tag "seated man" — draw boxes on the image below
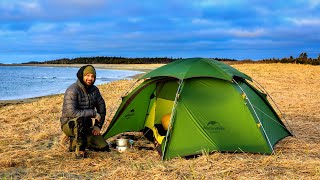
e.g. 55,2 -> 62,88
60,65 -> 110,158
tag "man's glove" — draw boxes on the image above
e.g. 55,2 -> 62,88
92,126 -> 101,136
95,113 -> 101,122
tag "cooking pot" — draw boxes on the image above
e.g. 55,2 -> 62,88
116,138 -> 129,147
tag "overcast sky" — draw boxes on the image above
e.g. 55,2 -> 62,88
1,0 -> 320,64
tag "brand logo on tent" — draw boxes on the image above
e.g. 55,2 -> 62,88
125,109 -> 135,119
205,121 -> 225,133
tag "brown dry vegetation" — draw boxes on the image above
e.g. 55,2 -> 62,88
0,63 -> 319,179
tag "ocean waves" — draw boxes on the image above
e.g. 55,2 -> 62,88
0,66 -> 142,100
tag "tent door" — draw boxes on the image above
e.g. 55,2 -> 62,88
144,80 -> 179,144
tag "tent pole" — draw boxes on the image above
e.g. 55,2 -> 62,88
252,79 -> 294,135
162,79 -> 184,160
233,79 -> 275,153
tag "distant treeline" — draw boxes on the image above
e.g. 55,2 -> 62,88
25,56 -> 175,64
24,56 -> 237,64
239,52 -> 320,65
23,52 -> 320,65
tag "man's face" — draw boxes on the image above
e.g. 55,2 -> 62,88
83,73 -> 95,86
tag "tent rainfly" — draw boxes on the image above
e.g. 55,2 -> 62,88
103,58 -> 292,160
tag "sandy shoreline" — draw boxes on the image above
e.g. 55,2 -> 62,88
0,63 -> 165,108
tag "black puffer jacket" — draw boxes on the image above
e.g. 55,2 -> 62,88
60,66 -> 106,128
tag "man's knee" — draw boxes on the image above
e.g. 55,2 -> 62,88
62,120 -> 77,137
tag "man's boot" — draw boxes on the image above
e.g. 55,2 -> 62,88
75,146 -> 88,159
88,145 -> 111,152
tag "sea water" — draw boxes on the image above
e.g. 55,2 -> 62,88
0,66 -> 143,100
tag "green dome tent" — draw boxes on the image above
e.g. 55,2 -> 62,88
103,58 -> 292,160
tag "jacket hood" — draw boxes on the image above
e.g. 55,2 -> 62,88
77,65 -> 96,89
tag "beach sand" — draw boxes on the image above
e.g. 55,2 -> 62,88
0,63 -> 319,179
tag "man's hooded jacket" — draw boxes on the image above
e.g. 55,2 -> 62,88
60,65 -> 106,129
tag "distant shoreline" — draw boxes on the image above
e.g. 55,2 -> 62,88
0,63 -> 165,72
0,63 -> 164,108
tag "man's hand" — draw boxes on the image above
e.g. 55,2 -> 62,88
92,126 -> 101,136
95,113 -> 101,122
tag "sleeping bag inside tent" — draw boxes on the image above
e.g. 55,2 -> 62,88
103,58 -> 292,160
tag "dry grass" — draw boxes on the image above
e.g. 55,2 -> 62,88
0,63 -> 319,179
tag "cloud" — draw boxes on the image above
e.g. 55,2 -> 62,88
191,18 -> 227,27
41,0 -> 107,15
287,17 -> 320,26
50,0 -> 106,7
0,0 -> 320,63
228,28 -> 266,38
128,17 -> 143,23
0,0 -> 108,22
63,23 -> 82,34
28,23 -> 57,33
306,0 -> 320,8
194,0 -> 240,7
121,31 -> 144,39
0,0 -> 42,21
